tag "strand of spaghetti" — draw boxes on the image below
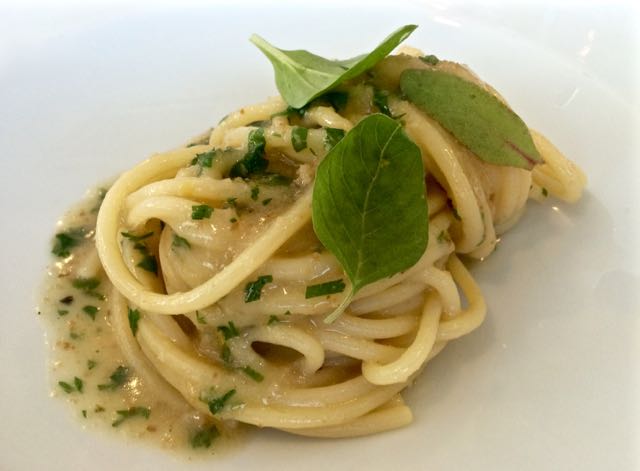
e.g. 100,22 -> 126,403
436,255 -> 487,341
97,146 -> 313,312
362,293 -> 441,385
125,177 -> 252,210
530,129 -> 586,203
137,317 -> 408,428
245,324 -> 325,375
283,403 -> 413,437
109,289 -> 188,410
332,313 -> 418,339
209,96 -> 286,146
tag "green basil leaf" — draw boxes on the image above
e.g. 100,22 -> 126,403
400,69 -> 542,169
250,25 -> 417,108
312,114 -> 428,323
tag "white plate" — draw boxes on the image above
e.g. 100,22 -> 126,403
1,2 -> 638,470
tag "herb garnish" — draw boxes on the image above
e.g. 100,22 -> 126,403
82,305 -> 98,320
250,186 -> 260,201
419,54 -> 439,65
52,228 -> 85,257
59,376 -> 83,394
136,254 -> 158,274
111,406 -> 150,427
172,234 -> 191,249
121,231 -> 154,242
217,321 -> 240,340
230,128 -> 268,178
305,279 -> 346,299
312,114 -> 428,323
241,366 -> 264,382
400,69 -> 542,169
324,127 -> 345,150
250,25 -> 416,108
244,275 -> 273,302
192,204 -> 213,220
291,126 -> 308,152
72,277 -> 105,300
98,366 -> 129,391
267,315 -> 280,325
128,308 -> 140,336
195,310 -> 207,324
190,425 -> 219,449
207,389 -> 236,414
190,149 -> 217,168
87,359 -> 97,370
373,89 -> 392,117
57,309 -> 69,317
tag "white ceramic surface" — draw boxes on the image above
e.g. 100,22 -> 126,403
0,2 -> 638,470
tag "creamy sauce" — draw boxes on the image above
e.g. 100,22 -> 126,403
39,187 -> 246,458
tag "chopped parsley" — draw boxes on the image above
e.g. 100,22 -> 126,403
190,424 -> 220,449
542,187 -> 549,197
121,231 -> 153,242
82,305 -> 98,320
111,406 -> 150,427
136,254 -> 158,274
267,315 -> 280,325
59,295 -> 74,305
305,279 -> 346,299
98,366 -> 129,391
241,366 -> 264,382
58,376 -> 83,393
262,198 -> 272,206
420,54 -> 440,65
230,217 -> 238,223
58,381 -> 74,393
244,275 -> 273,302
72,277 -> 105,300
373,89 -> 392,117
229,128 -> 268,178
221,344 -> 232,363
192,204 -> 213,220
250,186 -> 260,201
207,389 -> 236,414
217,321 -> 239,340
195,310 -> 207,324
51,228 -> 85,257
226,197 -> 237,208
191,149 -> 217,168
128,308 -> 140,336
82,410 -> 87,418
324,127 -> 345,150
57,309 -> 69,317
291,126 -> 308,152
172,234 -> 191,249
87,359 -> 97,370
321,91 -> 349,111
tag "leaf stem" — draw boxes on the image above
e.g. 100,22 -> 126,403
323,289 -> 354,324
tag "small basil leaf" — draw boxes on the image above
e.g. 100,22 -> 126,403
250,25 -> 417,108
400,69 -> 542,169
312,114 -> 428,323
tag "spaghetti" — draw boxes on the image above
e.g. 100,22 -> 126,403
43,45 -> 586,448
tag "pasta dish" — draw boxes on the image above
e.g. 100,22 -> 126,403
41,26 -> 586,450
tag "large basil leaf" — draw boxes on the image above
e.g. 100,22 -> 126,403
312,114 -> 428,323
250,25 -> 417,108
400,69 -> 542,169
